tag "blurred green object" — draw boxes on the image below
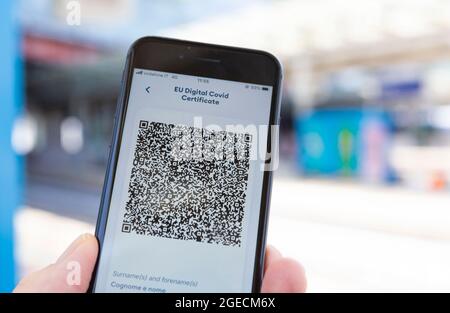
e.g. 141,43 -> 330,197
338,128 -> 354,175
0,0 -> 23,292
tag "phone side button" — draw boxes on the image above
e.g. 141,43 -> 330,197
109,116 -> 116,149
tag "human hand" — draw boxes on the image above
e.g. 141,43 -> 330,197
14,234 -> 306,293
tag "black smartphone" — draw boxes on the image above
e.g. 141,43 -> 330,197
91,37 -> 282,293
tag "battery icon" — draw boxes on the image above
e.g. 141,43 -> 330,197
262,87 -> 269,91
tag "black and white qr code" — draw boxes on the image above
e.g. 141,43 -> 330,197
121,120 -> 252,246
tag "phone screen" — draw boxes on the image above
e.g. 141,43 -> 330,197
93,67 -> 274,292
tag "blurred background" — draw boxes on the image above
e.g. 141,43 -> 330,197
3,0 -> 450,292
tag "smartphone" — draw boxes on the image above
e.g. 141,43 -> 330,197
91,37 -> 282,293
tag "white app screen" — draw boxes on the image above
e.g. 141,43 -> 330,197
94,69 -> 273,292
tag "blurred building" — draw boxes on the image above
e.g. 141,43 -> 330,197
168,0 -> 450,189
15,0 -> 450,221
20,0 -> 252,192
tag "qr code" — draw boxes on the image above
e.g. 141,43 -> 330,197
121,120 -> 252,246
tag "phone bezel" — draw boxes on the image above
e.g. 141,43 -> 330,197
90,36 -> 283,293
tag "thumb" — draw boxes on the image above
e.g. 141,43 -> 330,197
14,234 -> 98,293
261,246 -> 307,293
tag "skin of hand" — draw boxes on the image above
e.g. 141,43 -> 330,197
14,234 -> 306,293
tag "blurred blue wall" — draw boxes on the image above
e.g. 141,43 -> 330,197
296,108 -> 391,181
0,0 -> 23,292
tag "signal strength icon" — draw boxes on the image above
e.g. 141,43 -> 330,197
136,70 -> 143,75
